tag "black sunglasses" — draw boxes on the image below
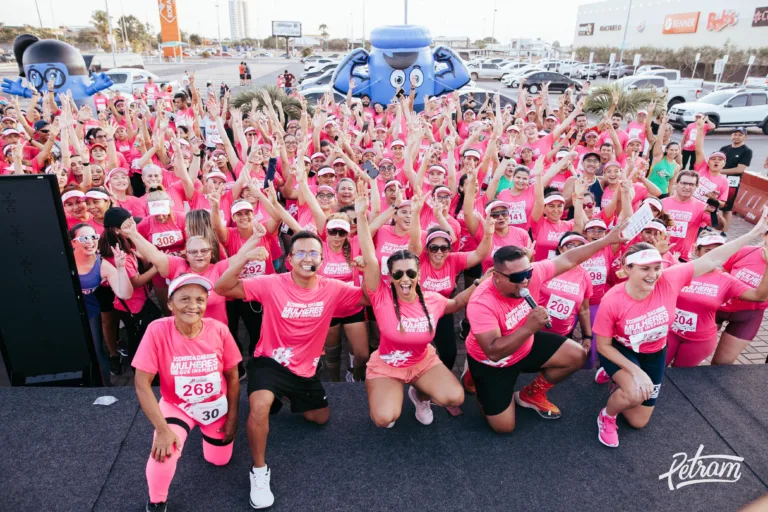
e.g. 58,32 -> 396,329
489,210 -> 510,219
391,269 -> 417,280
495,267 -> 533,284
428,244 -> 451,254
327,228 -> 348,237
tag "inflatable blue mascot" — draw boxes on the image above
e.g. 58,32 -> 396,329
331,25 -> 470,111
1,34 -> 113,108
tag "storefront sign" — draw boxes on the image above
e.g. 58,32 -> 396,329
753,7 -> 768,27
600,25 -> 622,31
707,10 -> 738,31
578,23 -> 595,36
663,12 -> 700,34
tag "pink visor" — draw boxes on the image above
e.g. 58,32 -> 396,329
168,274 -> 212,296
231,201 -> 254,215
625,249 -> 664,266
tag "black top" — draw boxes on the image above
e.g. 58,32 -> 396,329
720,144 -> 753,170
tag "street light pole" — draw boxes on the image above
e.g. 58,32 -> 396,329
34,0 -> 44,29
404,0 -> 408,24
104,0 -> 117,68
618,0 -> 633,64
215,1 -> 224,71
491,0 -> 497,46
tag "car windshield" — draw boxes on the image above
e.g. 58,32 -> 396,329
697,91 -> 735,105
107,73 -> 127,84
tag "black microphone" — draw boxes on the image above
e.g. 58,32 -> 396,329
520,288 -> 551,329
309,265 -> 316,272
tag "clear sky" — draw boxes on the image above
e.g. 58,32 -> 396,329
6,0 -> 584,45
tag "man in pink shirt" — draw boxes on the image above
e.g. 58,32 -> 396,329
214,231 -> 368,509
144,76 -> 162,107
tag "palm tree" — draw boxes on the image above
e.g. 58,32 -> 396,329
584,83 -> 665,118
231,85 -> 313,123
319,23 -> 329,51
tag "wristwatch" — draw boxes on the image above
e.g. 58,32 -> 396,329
473,279 -> 481,287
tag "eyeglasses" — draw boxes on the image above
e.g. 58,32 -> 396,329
380,165 -> 395,171
94,134 -> 107,139
428,244 -> 451,254
317,193 -> 335,200
494,267 -> 533,283
436,194 -> 452,201
327,228 -> 348,237
489,210 -> 510,218
293,250 -> 321,260
212,155 -> 226,161
391,268 -> 418,280
678,181 -> 697,188
285,140 -> 298,145
187,248 -> 212,256
563,242 -> 583,250
586,228 -> 607,234
74,234 -> 100,243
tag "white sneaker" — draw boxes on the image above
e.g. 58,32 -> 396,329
408,386 -> 434,425
345,370 -> 355,383
249,466 -> 275,509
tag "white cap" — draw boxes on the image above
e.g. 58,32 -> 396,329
332,157 -> 346,166
318,166 -> 336,176
61,190 -> 85,202
646,219 -> 667,233
544,194 -> 566,205
231,201 -> 254,215
384,180 -> 400,190
317,185 -> 336,195
643,197 -> 663,212
390,139 -> 405,148
168,274 -> 213,296
428,165 -> 446,175
105,167 -> 129,184
559,234 -> 588,247
463,149 -> 481,160
206,170 -> 227,182
326,219 -> 351,232
311,152 -> 325,160
85,190 -> 110,201
585,219 -> 607,230
696,234 -> 726,247
485,200 -> 511,215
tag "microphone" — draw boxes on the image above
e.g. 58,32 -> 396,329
520,288 -> 551,329
309,265 -> 316,272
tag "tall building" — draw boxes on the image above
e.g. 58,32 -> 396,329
228,0 -> 250,40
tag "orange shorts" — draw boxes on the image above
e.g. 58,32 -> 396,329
366,345 -> 442,384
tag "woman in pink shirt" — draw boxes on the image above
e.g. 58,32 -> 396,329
84,187 -> 112,235
106,168 -> 143,216
485,162 -> 536,231
356,194 -> 480,428
692,117 -> 729,207
133,274 -> 241,512
668,232 -> 768,367
593,213 -> 768,448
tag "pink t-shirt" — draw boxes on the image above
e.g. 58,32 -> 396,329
693,162 -> 729,203
465,260 -> 557,367
243,273 -> 363,377
625,121 -> 646,143
531,218 -> 575,261
721,246 -> 768,312
114,195 -> 144,217
374,225 -> 411,277
419,206 -> 461,249
593,262 -> 695,353
539,266 -> 593,336
581,246 -> 614,305
144,83 -> 161,102
223,227 -> 276,278
165,256 -> 230,325
598,129 -> 628,150
682,124 -> 709,151
132,317 -> 241,408
110,253 -> 148,313
524,133 -> 554,159
662,196 -> 711,261
317,237 -> 361,284
453,195 -> 488,252
475,223 -> 531,272
138,212 -> 186,256
418,251 -> 469,298
367,280 -> 448,368
672,270 -> 749,342
497,186 -> 536,231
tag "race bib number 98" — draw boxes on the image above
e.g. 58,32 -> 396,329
586,267 -> 607,285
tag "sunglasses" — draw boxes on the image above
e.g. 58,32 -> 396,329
391,269 -> 417,280
327,228 -> 348,237
436,194 -> 452,201
380,165 -> 395,171
39,129 -> 50,134
74,234 -> 100,243
317,193 -> 335,200
293,250 -> 321,260
584,202 -> 595,208
489,210 -> 510,218
428,244 -> 451,254
495,267 -> 533,283
187,248 -> 212,256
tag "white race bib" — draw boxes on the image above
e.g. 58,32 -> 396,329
668,221 -> 687,239
179,394 -> 228,425
152,230 -> 183,248
585,266 -> 607,285
546,294 -> 575,321
240,259 -> 266,279
381,256 -> 390,275
727,176 -> 740,188
547,249 -> 557,260
175,372 -> 221,404
672,308 -> 698,334
627,325 -> 668,352
509,208 -> 527,225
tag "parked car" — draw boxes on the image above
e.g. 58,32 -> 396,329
468,62 -> 506,80
299,85 -> 347,105
104,68 -> 180,96
745,75 -> 768,87
0,53 -> 15,63
300,55 -> 321,63
636,65 -> 666,75
557,60 -> 583,76
616,75 -> 703,109
668,87 -> 768,134
608,63 -> 633,79
299,62 -> 338,83
518,71 -> 582,94
574,64 -> 600,79
304,58 -> 336,72
84,53 -> 145,72
296,68 -> 336,91
457,86 -> 517,111
501,65 -> 545,86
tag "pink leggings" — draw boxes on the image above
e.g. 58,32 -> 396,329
146,399 -> 233,503
665,331 -> 718,368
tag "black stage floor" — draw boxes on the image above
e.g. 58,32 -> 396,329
1,366 -> 766,511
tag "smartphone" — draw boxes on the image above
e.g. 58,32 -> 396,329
363,160 -> 379,179
263,163 -> 277,189
362,122 -> 369,132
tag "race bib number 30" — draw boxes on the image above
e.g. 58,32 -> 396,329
546,294 -> 575,321
175,372 -> 221,404
180,394 -> 228,425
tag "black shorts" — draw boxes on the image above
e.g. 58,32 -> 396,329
722,185 -> 740,212
245,74 -> 251,79
598,340 -> 666,407
239,74 -> 245,80
330,307 -> 366,327
467,331 -> 567,416
247,356 -> 328,413
95,285 -> 115,313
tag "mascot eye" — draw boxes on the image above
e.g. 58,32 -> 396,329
410,69 -> 424,87
389,70 -> 406,89
45,69 -> 66,88
27,69 -> 43,90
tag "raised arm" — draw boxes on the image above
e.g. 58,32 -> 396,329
101,246 -> 134,300
692,210 -> 768,278
355,192 -> 381,293
694,116 -> 707,168
466,215 -> 494,268
553,220 -> 628,276
408,195 -> 424,255
120,218 -> 171,277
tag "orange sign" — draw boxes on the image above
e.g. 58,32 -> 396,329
158,0 -> 180,57
662,12 -> 700,34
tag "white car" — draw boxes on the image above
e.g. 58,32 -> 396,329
299,85 -> 347,105
636,65 -> 666,75
468,62 -> 506,80
574,64 -> 600,79
668,87 -> 768,134
304,58 -> 337,73
501,66 -> 544,87
616,75 -> 702,109
557,60 -> 582,76
105,69 -> 179,96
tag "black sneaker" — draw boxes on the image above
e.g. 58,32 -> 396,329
109,356 -> 124,376
146,501 -> 167,512
720,231 -> 727,238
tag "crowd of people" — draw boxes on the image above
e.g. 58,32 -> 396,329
2,71 -> 768,511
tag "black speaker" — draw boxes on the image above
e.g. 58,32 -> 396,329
0,175 -> 101,386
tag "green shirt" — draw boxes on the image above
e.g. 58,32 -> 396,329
496,175 -> 514,198
649,158 -> 675,195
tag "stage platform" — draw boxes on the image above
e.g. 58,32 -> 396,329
1,366 -> 766,511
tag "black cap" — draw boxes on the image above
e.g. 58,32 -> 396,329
33,119 -> 50,131
582,151 -> 600,162
732,127 -> 747,135
103,207 -> 132,229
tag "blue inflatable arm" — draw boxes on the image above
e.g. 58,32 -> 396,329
431,46 -> 471,96
85,73 -> 114,96
331,49 -> 372,97
1,78 -> 34,99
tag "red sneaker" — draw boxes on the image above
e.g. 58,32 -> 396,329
461,366 -> 476,395
514,376 -> 561,419
595,367 -> 611,385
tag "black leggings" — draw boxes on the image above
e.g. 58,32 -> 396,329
460,264 -> 482,334
434,313 -> 457,371
226,299 -> 263,356
681,150 -> 696,170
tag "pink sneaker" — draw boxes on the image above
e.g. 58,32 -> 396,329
595,367 -> 611,385
597,408 -> 619,448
